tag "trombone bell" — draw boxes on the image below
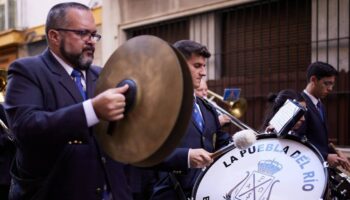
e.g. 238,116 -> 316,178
207,90 -> 247,119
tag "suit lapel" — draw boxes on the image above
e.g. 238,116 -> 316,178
41,49 -> 86,102
59,74 -> 85,103
85,68 -> 98,98
302,92 -> 326,128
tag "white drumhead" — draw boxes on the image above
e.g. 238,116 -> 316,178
193,137 -> 327,200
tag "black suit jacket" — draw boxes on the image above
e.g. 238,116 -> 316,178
296,91 -> 329,159
5,49 -> 132,200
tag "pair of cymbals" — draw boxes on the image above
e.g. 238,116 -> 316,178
94,35 -> 193,167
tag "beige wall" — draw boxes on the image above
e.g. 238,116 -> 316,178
118,0 -> 231,25
118,0 -> 253,27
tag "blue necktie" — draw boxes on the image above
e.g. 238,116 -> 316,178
316,101 -> 324,121
71,69 -> 86,100
193,102 -> 205,132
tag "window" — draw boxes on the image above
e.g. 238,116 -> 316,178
0,3 -> 5,30
8,0 -> 16,28
126,18 -> 189,44
0,0 -> 17,31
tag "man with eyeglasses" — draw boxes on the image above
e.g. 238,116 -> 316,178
296,61 -> 350,171
5,2 -> 132,200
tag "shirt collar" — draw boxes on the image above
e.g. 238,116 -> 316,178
303,89 -> 320,106
50,50 -> 86,79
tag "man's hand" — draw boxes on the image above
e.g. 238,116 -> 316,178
327,153 -> 350,171
265,125 -> 275,133
91,84 -> 129,121
189,148 -> 213,168
218,114 -> 231,126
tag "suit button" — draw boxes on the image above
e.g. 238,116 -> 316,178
96,187 -> 102,195
101,157 -> 106,164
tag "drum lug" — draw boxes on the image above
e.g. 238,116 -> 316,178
324,162 -> 329,168
340,189 -> 348,196
301,135 -> 308,143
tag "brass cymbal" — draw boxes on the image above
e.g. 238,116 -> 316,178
94,35 -> 193,167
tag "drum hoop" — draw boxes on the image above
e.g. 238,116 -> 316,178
192,134 -> 329,199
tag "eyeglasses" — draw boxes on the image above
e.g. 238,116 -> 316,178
321,80 -> 335,88
55,28 -> 101,42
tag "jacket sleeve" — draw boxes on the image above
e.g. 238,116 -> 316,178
151,147 -> 189,172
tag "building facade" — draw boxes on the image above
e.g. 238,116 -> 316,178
0,0 -> 102,71
102,0 -> 350,146
0,0 -> 349,145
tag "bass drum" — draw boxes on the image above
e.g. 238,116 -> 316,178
192,134 -> 328,200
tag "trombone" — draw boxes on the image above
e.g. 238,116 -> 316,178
207,90 -> 247,119
206,90 -> 258,159
206,90 -> 254,131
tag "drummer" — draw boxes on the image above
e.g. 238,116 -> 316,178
295,62 -> 350,171
4,2 -> 132,199
261,89 -> 306,134
150,40 -> 232,199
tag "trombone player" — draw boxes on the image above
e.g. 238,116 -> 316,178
195,80 -> 231,127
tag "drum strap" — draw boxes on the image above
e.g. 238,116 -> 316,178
168,173 -> 187,200
150,172 -> 187,200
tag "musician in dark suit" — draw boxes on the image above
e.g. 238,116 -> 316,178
150,40 -> 231,199
195,80 -> 231,127
0,103 -> 15,200
296,61 -> 350,171
4,2 -> 132,200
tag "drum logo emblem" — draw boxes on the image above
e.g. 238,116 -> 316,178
224,159 -> 283,200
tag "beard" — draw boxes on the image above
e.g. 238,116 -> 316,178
59,40 -> 95,70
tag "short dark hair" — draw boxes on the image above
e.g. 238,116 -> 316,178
261,89 -> 304,131
269,89 -> 304,110
45,2 -> 90,35
306,61 -> 338,82
173,40 -> 211,59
